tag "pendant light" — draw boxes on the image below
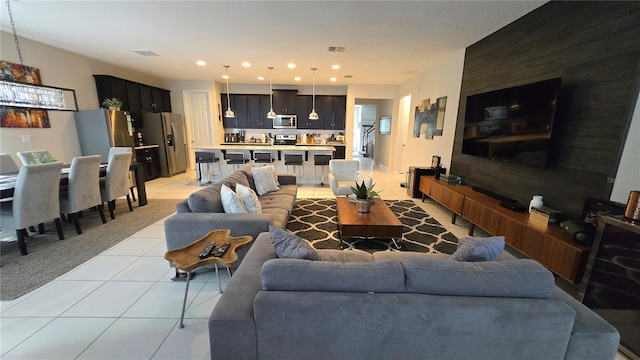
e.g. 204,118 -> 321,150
266,67 -> 277,119
0,0 -> 77,111
223,65 -> 235,118
309,67 -> 319,120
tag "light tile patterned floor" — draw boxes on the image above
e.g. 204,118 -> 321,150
0,160 -> 630,360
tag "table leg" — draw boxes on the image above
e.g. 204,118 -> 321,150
132,163 -> 148,206
179,270 -> 191,329
214,263 -> 223,294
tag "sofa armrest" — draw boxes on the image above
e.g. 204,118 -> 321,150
164,212 -> 273,252
277,173 -> 297,186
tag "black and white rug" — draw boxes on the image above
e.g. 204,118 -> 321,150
286,198 -> 459,253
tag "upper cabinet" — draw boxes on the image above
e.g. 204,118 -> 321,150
272,90 -> 297,114
93,75 -> 171,114
219,91 -> 346,130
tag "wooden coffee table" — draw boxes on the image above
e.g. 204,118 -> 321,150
335,197 -> 404,249
164,229 -> 252,328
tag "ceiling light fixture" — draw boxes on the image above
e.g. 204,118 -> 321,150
330,77 -> 337,82
266,67 -> 277,119
242,61 -> 251,68
223,65 -> 235,118
257,76 -> 264,81
309,67 -> 319,121
294,77 -> 301,82
288,63 -> 296,69
196,60 -> 207,66
332,64 -> 340,70
0,0 -> 77,111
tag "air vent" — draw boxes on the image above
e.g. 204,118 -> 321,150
344,74 -> 353,78
327,46 -> 346,52
133,50 -> 159,57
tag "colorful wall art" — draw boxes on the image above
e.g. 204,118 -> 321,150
413,96 -> 447,139
0,60 -> 50,128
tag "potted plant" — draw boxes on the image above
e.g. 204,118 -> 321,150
101,97 -> 123,110
349,180 -> 380,213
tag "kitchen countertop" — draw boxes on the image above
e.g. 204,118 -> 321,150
134,145 -> 160,149
197,144 -> 336,151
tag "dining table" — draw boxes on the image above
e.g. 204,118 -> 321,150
0,161 -> 147,206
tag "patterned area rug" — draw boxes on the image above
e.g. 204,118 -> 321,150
287,198 -> 459,253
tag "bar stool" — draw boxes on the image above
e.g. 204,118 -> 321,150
284,153 -> 304,178
313,154 -> 332,185
253,151 -> 274,167
195,151 -> 220,185
226,152 -> 249,170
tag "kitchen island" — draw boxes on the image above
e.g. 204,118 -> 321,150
193,144 -> 338,184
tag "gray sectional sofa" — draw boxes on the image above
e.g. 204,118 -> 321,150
164,164 -> 297,265
209,233 -> 620,360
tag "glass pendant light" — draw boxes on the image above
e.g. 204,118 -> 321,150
309,67 -> 319,120
223,65 -> 235,118
266,67 -> 277,119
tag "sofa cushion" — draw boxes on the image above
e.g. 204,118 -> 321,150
221,184 -> 247,214
236,184 -> 262,213
253,166 -> 280,195
261,258 -> 405,293
450,235 -> 505,262
186,183 -> 224,213
316,249 -> 373,262
403,257 -> 554,298
221,169 -> 251,190
269,226 -> 319,260
372,251 -> 449,262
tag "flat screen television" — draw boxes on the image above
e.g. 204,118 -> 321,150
461,78 -> 561,168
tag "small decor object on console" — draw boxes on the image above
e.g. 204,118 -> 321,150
529,195 -> 544,213
624,190 -> 640,221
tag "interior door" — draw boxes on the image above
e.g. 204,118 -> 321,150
184,90 -> 213,168
399,95 -> 412,172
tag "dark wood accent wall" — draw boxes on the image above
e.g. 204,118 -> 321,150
451,2 -> 640,219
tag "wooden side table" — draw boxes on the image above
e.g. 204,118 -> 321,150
164,229 -> 252,328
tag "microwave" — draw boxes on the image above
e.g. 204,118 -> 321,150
273,115 -> 297,129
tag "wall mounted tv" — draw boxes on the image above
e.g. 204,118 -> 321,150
461,78 -> 561,168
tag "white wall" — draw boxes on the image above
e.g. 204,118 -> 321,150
396,49 -> 465,173
611,92 -> 640,204
0,31 -> 164,165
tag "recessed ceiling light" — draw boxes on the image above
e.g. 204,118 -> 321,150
332,64 -> 340,70
196,60 -> 207,66
294,77 -> 301,81
222,75 -> 229,79
242,61 -> 251,67
257,76 -> 265,81
288,63 -> 296,69
330,77 -> 337,82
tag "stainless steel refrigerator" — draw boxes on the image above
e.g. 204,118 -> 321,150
74,109 -> 135,162
141,112 -> 187,177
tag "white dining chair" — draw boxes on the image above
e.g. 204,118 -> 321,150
101,152 -> 133,219
0,153 -> 20,174
59,155 -> 106,234
0,161 -> 65,255
16,150 -> 52,165
328,159 -> 373,196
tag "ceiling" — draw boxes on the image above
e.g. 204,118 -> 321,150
0,1 -> 546,86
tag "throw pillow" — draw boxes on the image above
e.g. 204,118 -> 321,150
220,184 -> 247,214
450,236 -> 505,262
252,165 -> 280,195
235,183 -> 262,213
269,226 -> 319,261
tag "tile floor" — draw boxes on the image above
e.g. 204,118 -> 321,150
0,158 -> 630,360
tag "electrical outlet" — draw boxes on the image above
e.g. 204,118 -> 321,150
21,134 -> 31,143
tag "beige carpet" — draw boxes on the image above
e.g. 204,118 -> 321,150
0,199 -> 179,301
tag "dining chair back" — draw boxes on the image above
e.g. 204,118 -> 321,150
0,153 -> 20,174
101,152 -> 133,219
60,155 -> 106,234
0,161 -> 65,255
108,146 -> 136,201
16,150 -> 52,165
328,159 -> 373,196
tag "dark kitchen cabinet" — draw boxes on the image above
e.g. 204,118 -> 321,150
135,147 -> 161,181
221,94 -> 249,129
93,75 -> 171,114
94,75 -> 129,110
260,95 -> 273,129
296,95 -> 315,129
126,82 -> 141,114
316,95 -> 346,130
273,90 -> 297,114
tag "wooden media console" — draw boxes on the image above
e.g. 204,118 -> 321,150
419,176 -> 590,284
